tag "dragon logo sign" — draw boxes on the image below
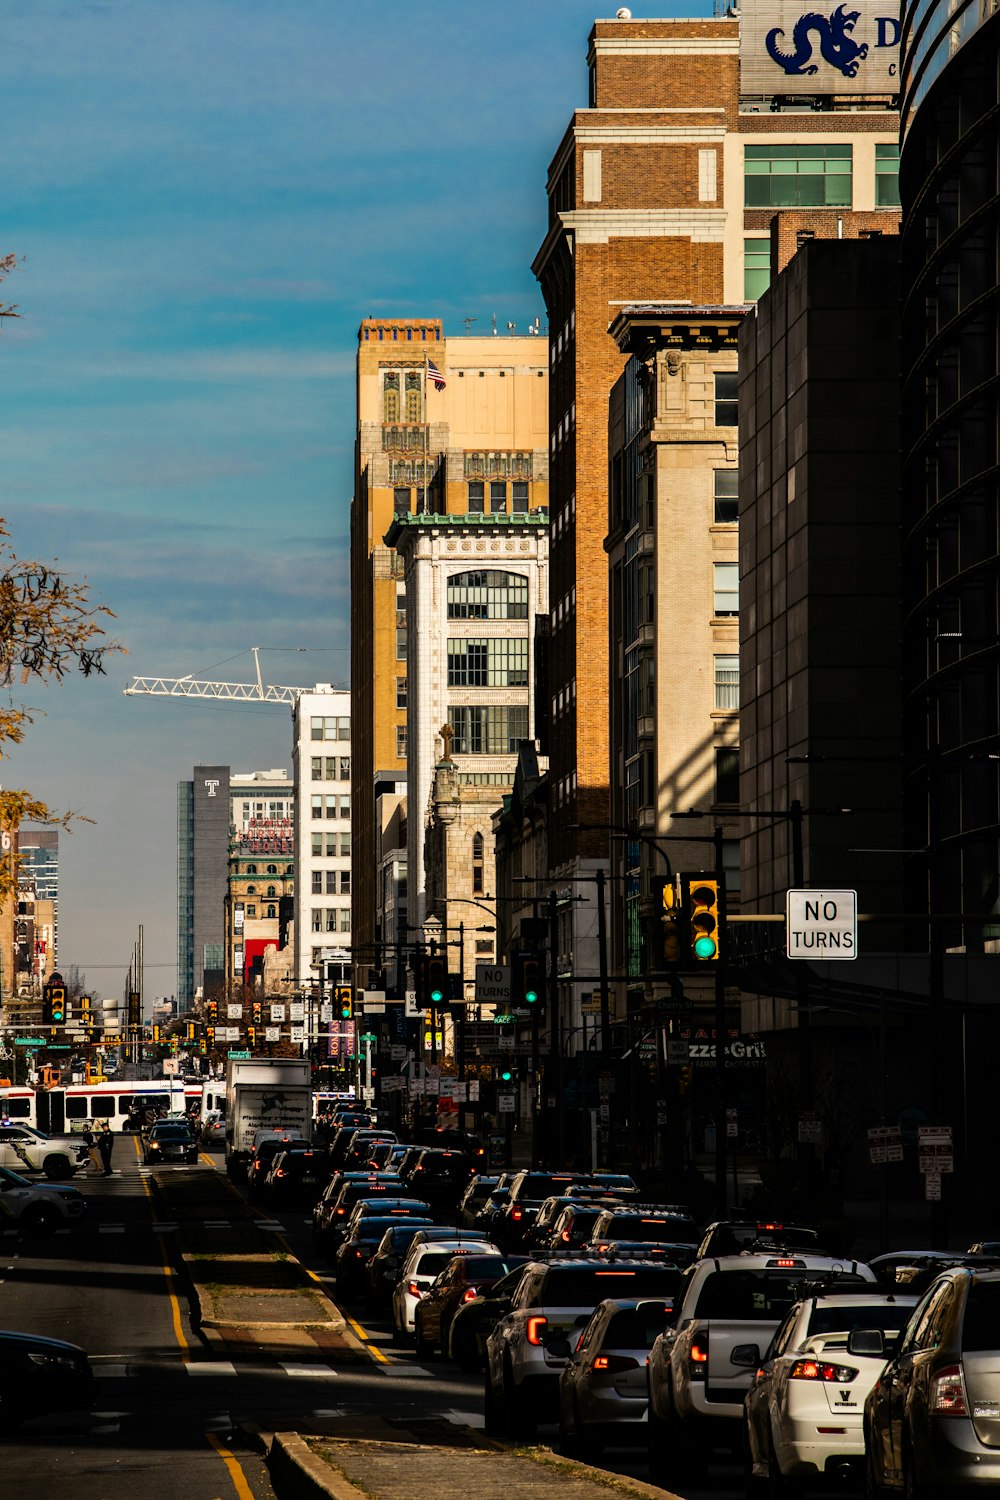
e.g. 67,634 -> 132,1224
740,1 -> 900,94
766,5 -> 869,76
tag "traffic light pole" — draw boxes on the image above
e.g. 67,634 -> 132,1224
713,824 -> 728,1218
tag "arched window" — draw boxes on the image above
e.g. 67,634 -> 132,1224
246,864 -> 258,874
472,832 -> 485,894
446,570 -> 529,620
266,864 -> 277,875
383,372 -> 400,422
266,905 -> 276,919
266,885 -> 277,898
405,372 -> 422,422
246,885 -> 256,895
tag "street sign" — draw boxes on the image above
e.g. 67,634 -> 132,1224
15,1037 -> 46,1047
404,991 -> 426,1020
868,1125 -> 904,1164
667,1038 -> 688,1065
497,1092 -> 516,1114
786,889 -> 857,960
389,1044 -> 407,1061
227,1049 -> 251,1059
363,991 -> 386,1013
475,964 -> 511,1006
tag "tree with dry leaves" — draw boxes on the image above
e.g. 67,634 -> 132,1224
0,518 -> 121,902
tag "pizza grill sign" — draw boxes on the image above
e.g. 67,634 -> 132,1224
740,1 -> 901,94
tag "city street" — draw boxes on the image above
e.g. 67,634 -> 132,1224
0,1141 -> 866,1500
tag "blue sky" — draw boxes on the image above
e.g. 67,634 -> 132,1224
1,0 -> 710,1003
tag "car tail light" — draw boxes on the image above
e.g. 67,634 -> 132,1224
526,1316 -> 548,1345
789,1360 -> 858,1383
407,1281 -> 424,1298
930,1365 -> 968,1416
690,1334 -> 709,1379
462,1288 -> 478,1303
561,1230 -> 571,1242
275,1169 -> 286,1178
512,1209 -> 523,1220
593,1355 -> 639,1373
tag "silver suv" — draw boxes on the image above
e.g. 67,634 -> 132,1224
0,1165 -> 87,1234
646,1250 -> 875,1484
485,1257 -> 678,1438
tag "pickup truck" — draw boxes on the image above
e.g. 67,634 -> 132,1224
646,1250 -> 876,1484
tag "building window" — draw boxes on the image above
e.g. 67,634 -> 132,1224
475,938 -> 494,954
714,654 -> 740,710
311,757 -> 322,781
448,704 -> 529,754
467,481 -> 485,514
339,794 -> 351,817
246,904 -> 256,917
246,864 -> 257,875
311,910 -> 322,932
311,716 -> 350,741
311,833 -> 323,856
340,833 -> 351,856
722,838 -> 741,895
715,746 -> 740,805
266,885 -> 277,897
339,908 -> 351,932
744,238 -> 771,301
744,143 -> 852,208
325,870 -> 337,895
714,372 -> 738,427
396,676 -> 407,710
383,372 -> 400,422
340,870 -> 351,894
447,637 -> 529,687
714,469 -> 739,523
393,487 -> 411,515
472,831 -> 485,894
512,481 -> 529,514
340,756 -> 350,779
489,481 -> 507,514
311,795 -> 323,819
246,884 -> 256,895
396,607 -> 407,660
875,142 -> 901,207
312,871 -> 322,895
446,570 -> 529,620
713,563 -> 739,616
396,725 -> 407,757
404,371 -> 422,423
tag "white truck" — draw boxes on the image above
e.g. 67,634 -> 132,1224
224,1057 -> 312,1178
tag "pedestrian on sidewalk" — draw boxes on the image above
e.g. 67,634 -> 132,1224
80,1124 -> 102,1175
97,1121 -> 115,1177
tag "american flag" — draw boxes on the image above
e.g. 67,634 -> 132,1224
427,360 -> 447,390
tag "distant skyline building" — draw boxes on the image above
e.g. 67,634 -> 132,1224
17,827 -> 59,967
292,687 -> 353,990
177,766 -> 293,1010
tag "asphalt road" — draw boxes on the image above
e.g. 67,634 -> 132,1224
0,1144 -> 866,1500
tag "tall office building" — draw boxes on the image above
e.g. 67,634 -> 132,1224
292,687 -> 353,989
17,828 -> 59,966
351,321 -> 548,979
533,11 -> 898,1017
177,767 -> 293,1009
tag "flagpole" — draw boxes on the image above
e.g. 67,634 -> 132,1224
424,350 -> 429,515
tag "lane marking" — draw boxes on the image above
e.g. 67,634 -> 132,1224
135,1138 -> 190,1358
279,1363 -> 339,1378
344,1313 -> 389,1364
186,1361 -> 237,1376
205,1429 -> 256,1500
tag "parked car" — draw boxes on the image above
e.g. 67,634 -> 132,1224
865,1266 -> 1000,1498
0,1165 -> 87,1235
414,1252 -> 520,1358
0,1329 -> 95,1426
142,1121 -> 199,1166
558,1296 -> 675,1457
743,1288 -> 918,1492
0,1124 -> 79,1180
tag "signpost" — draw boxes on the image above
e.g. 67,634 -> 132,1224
786,889 -> 857,960
475,965 -> 511,1006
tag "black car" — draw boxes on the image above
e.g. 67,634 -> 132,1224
246,1136 -> 313,1197
447,1260 -> 532,1371
262,1148 -> 326,1205
401,1148 -> 475,1208
335,1213 -> 435,1302
0,1330 -> 94,1425
367,1221 -> 443,1309
142,1122 -> 198,1165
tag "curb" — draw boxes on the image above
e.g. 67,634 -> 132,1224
269,1434 -> 369,1500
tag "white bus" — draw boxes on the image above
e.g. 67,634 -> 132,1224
36,1079 -> 196,1134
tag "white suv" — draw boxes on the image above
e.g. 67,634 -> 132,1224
0,1124 -> 78,1179
646,1251 -> 876,1484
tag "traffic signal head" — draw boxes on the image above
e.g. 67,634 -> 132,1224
651,875 -> 684,967
152,1024 -> 161,1042
683,874 -> 721,962
48,984 -> 66,1024
336,985 -> 353,1020
512,950 -> 543,1008
251,1002 -> 262,1025
498,1065 -> 515,1084
426,954 -> 446,1007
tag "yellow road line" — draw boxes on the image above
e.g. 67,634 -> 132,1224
205,1430 -> 257,1500
344,1312 -> 389,1364
135,1136 -> 190,1357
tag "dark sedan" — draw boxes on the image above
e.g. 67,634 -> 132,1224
445,1259 -> 532,1372
335,1214 -> 434,1302
262,1148 -> 326,1205
414,1252 -> 523,1359
142,1122 -> 198,1165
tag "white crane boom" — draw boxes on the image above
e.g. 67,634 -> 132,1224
124,646 -> 302,706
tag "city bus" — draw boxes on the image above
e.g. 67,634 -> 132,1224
36,1078 -> 197,1134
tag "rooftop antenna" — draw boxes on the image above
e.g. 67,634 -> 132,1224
463,317 -> 478,334
507,320 -> 517,335
491,313 -> 497,336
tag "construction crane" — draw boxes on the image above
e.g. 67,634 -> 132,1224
124,646 -> 306,706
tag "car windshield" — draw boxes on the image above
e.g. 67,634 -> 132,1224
604,1305 -> 673,1349
962,1284 -> 1000,1352
695,1270 -> 867,1320
153,1126 -> 192,1140
417,1250 -> 465,1276
601,1215 -> 695,1243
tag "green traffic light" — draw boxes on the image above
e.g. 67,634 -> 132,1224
693,935 -> 718,959
525,987 -> 538,1004
430,987 -> 444,1004
499,1068 -> 513,1082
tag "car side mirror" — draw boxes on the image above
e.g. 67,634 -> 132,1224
546,1335 -> 572,1359
847,1328 -> 885,1356
731,1343 -> 761,1367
